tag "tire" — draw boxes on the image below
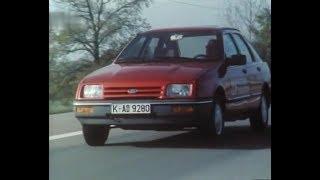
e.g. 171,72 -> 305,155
82,125 -> 110,146
200,101 -> 225,137
250,94 -> 269,132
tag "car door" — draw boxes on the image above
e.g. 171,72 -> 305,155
233,34 -> 264,100
222,33 -> 250,112
244,36 -> 266,97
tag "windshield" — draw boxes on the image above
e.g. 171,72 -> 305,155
117,32 -> 221,62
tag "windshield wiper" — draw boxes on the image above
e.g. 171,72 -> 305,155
152,56 -> 194,61
115,57 -> 145,63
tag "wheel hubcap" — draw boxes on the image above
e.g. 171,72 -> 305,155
261,96 -> 268,125
214,104 -> 223,135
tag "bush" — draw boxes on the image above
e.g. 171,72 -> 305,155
49,99 -> 73,114
49,59 -> 109,114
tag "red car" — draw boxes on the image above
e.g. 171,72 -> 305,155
74,26 -> 271,146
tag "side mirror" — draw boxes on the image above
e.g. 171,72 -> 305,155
226,54 -> 246,66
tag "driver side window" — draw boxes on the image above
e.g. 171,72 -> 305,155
223,34 -> 238,59
232,33 -> 253,63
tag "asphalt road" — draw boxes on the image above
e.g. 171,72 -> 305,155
49,108 -> 271,180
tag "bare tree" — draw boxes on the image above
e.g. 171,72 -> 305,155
225,0 -> 269,41
56,0 -> 152,65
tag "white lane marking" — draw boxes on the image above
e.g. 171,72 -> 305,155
49,131 -> 82,141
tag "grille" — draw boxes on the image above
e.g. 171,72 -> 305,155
103,86 -> 163,99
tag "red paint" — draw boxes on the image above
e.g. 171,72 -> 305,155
77,61 -> 221,100
75,26 -> 271,116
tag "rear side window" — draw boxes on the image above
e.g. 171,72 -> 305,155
223,34 -> 238,59
245,40 -> 263,62
232,34 -> 253,63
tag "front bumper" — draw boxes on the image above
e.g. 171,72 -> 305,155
74,99 -> 212,127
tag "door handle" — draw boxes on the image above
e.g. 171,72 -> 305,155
242,69 -> 247,74
257,67 -> 261,72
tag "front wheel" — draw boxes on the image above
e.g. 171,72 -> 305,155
82,125 -> 110,146
250,94 -> 269,132
200,102 -> 225,136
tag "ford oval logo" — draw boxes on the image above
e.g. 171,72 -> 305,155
127,88 -> 138,94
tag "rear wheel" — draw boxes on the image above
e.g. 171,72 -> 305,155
250,94 -> 269,132
82,125 -> 110,146
200,101 -> 224,136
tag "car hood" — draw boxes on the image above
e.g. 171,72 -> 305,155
82,61 -> 220,86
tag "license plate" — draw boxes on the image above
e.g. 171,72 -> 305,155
111,104 -> 151,114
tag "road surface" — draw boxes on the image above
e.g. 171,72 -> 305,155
49,109 -> 271,180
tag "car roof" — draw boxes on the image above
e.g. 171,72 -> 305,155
140,25 -> 240,34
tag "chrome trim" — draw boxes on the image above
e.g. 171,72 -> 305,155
251,92 -> 262,97
227,93 -> 261,102
228,95 -> 250,101
73,100 -> 213,106
127,88 -> 138,94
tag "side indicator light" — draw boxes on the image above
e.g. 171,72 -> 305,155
172,106 -> 194,113
76,107 -> 93,114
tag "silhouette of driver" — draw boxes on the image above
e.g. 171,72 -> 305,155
206,39 -> 218,58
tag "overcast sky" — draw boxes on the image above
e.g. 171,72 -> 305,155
49,0 -> 270,29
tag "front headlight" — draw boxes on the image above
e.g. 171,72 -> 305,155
166,84 -> 193,97
83,85 -> 103,99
